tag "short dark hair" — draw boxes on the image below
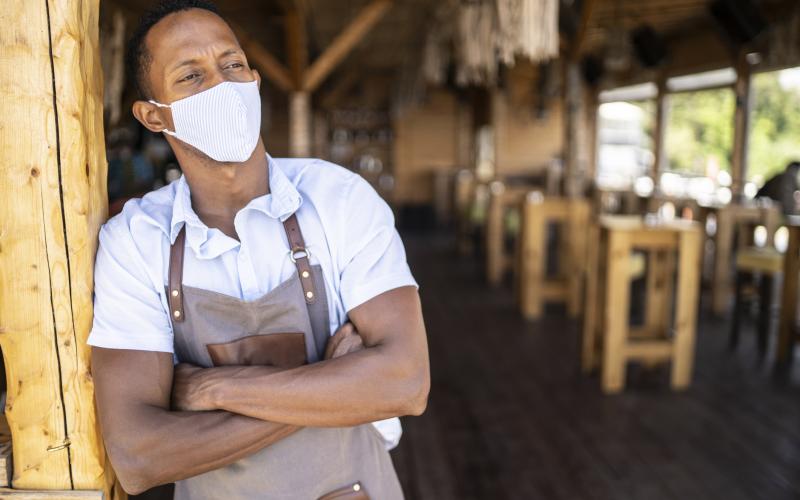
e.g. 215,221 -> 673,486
126,0 -> 219,99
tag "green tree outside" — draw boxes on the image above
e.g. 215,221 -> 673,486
748,71 -> 800,184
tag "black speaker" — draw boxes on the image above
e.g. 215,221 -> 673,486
631,25 -> 668,68
709,0 -> 767,45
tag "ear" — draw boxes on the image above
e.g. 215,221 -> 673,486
252,69 -> 261,90
132,100 -> 174,134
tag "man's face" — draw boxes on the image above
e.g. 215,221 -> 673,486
140,8 -> 260,131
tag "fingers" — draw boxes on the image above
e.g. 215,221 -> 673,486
330,329 -> 365,359
324,322 -> 353,358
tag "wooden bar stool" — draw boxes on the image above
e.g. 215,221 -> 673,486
777,217 -> 800,370
485,182 -> 531,287
706,202 -> 781,315
518,193 -> 590,320
730,247 -> 783,358
454,169 -> 476,255
582,216 -> 703,394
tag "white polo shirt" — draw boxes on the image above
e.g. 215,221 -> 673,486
88,155 -> 417,449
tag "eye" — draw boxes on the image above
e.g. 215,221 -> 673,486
225,62 -> 244,70
179,72 -> 200,83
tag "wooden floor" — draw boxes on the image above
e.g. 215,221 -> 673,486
391,231 -> 800,500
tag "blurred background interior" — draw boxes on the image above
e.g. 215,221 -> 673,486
94,0 -> 800,498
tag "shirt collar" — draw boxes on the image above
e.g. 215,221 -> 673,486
169,154 -> 303,255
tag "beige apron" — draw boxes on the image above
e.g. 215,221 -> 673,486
166,214 -> 404,500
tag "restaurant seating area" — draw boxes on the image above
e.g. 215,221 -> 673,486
391,227 -> 800,499
2,0 -> 800,498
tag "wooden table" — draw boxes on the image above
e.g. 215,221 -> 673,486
582,216 -> 703,393
701,202 -> 781,315
777,216 -> 800,368
485,182 -> 535,286
518,194 -> 590,320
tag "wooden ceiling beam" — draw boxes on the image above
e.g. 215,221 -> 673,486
571,0 -> 598,60
285,8 -> 309,88
302,0 -> 393,93
232,23 -> 295,93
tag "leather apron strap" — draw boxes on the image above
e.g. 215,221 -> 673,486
283,213 -> 318,304
167,213 -> 318,322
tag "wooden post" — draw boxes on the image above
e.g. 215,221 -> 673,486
601,230 -> 631,393
520,194 -> 547,319
777,222 -> 800,367
240,1 -> 391,156
0,1 -> 117,498
286,8 -> 312,157
731,52 -> 752,199
486,183 -> 506,286
563,61 -> 586,198
567,201 -> 590,317
289,91 -> 312,157
582,225 -> 601,372
711,206 -> 735,315
652,75 -> 669,184
672,227 -> 701,389
585,89 -> 599,185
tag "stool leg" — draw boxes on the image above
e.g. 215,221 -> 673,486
602,232 -> 631,394
730,271 -> 747,351
758,274 -> 773,360
672,228 -> 701,390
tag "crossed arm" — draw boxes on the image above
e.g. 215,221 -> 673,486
92,286 -> 430,494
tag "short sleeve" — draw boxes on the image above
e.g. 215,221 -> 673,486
88,218 -> 174,353
337,175 -> 418,313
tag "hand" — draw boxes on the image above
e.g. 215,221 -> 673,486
323,322 -> 365,361
171,363 -> 217,412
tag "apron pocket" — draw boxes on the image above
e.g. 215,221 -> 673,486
317,481 -> 369,500
206,332 -> 307,368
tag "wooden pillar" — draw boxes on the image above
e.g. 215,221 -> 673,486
289,91 -> 313,157
731,52 -> 752,199
286,7 -> 312,158
585,89 -> 599,185
652,75 -> 669,185
563,61 -> 587,198
0,1 -> 117,498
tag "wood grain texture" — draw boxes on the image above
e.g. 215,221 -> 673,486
778,223 -> 800,366
0,489 -> 103,500
302,0 -> 392,92
0,0 -> 115,496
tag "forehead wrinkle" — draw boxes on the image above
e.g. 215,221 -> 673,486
147,10 -> 241,77
164,42 -> 242,76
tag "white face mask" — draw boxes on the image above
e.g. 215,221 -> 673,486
150,80 -> 261,163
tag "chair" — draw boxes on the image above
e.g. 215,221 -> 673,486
730,247 -> 783,358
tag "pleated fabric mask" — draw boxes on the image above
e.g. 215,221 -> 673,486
150,80 -> 261,163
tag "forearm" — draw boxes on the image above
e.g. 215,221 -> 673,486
206,345 -> 427,427
106,405 -> 299,494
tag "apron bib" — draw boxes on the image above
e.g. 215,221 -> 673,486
166,214 -> 403,500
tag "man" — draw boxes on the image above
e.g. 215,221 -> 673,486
755,161 -> 800,215
88,1 -> 430,498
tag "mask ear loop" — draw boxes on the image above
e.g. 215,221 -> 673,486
148,100 -> 177,137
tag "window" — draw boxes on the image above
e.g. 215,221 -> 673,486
748,67 -> 800,188
596,97 -> 655,190
664,88 -> 735,182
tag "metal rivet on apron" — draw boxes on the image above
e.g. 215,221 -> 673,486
171,289 -> 180,297
306,291 -> 314,299
302,271 -> 310,279
353,483 -> 361,492
174,310 -> 181,318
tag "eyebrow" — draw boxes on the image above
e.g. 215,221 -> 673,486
167,48 -> 243,74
